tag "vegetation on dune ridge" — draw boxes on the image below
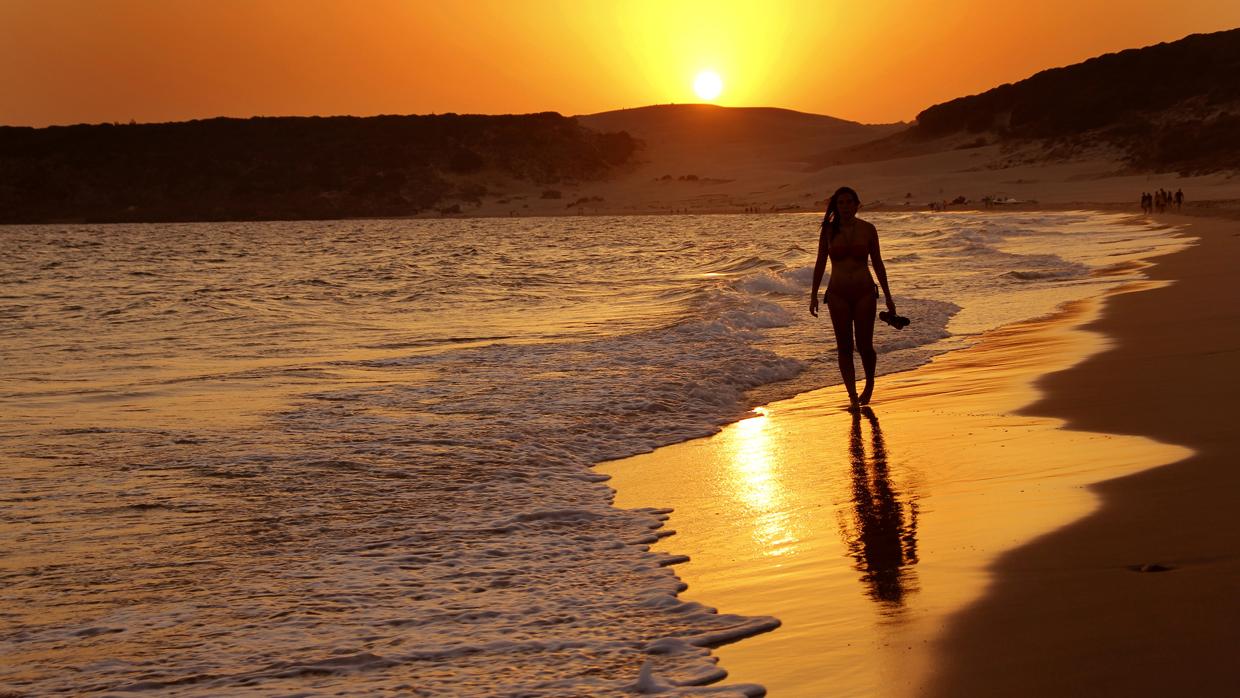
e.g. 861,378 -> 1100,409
912,27 -> 1240,174
813,28 -> 1240,175
0,113 -> 639,223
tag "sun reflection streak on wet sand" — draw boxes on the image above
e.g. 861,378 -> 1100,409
727,408 -> 801,557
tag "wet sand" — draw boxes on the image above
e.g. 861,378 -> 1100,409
597,213 -> 1237,695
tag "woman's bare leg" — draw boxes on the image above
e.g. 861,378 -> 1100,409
827,293 -> 859,406
855,293 -> 878,404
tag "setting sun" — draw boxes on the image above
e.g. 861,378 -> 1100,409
694,70 -> 723,100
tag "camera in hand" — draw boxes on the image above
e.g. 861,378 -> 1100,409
879,310 -> 911,330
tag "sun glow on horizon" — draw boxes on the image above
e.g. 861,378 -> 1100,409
693,70 -> 724,101
3,2 -> 1240,126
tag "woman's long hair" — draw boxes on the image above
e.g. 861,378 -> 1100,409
821,186 -> 860,246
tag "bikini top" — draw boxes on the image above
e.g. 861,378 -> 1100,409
827,223 -> 869,263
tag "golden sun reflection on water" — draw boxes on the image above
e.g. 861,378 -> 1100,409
726,407 -> 798,557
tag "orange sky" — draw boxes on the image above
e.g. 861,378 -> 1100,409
2,0 -> 1238,127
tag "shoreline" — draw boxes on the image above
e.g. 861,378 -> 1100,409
598,212 -> 1230,695
9,198 -> 1239,226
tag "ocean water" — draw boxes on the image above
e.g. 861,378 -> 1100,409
0,212 -> 1184,695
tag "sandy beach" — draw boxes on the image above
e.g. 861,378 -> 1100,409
462,128 -> 1240,221
598,211 -> 1239,696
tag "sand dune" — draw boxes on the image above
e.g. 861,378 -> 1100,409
479,112 -> 1240,218
578,104 -> 902,174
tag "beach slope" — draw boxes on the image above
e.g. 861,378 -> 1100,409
926,213 -> 1240,696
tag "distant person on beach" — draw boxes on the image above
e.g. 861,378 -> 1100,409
810,186 -> 897,408
1175,188 -> 1184,210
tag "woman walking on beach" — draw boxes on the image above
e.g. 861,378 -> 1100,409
810,186 -> 896,407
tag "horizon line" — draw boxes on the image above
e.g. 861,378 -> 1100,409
0,103 -> 913,131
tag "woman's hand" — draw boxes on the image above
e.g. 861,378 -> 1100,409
809,295 -> 819,317
886,297 -> 897,314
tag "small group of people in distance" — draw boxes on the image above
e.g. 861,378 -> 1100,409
1141,188 -> 1183,214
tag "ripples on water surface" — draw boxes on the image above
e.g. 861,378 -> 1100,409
0,212 -> 1181,694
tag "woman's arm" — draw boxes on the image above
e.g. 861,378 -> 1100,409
810,226 -> 829,316
868,223 -> 896,313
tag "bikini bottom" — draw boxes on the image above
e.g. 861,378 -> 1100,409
824,282 -> 879,309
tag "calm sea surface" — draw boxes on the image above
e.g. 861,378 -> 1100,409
0,212 -> 1182,694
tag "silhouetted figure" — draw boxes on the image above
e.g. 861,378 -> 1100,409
810,187 -> 897,407
1175,188 -> 1184,210
840,407 -> 919,605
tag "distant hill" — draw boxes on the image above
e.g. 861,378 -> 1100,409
579,105 -> 903,172
816,28 -> 1240,174
0,113 -> 638,223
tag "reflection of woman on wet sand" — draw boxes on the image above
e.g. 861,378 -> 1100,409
810,186 -> 896,407
841,407 -> 918,605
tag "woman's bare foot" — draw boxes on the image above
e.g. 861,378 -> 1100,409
859,381 -> 874,405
